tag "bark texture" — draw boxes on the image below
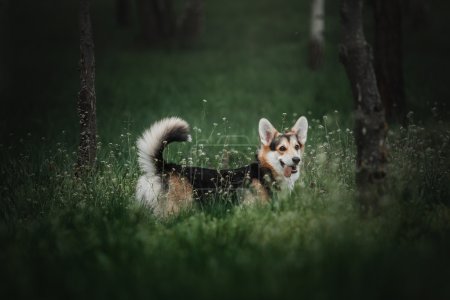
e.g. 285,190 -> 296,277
308,0 -> 325,70
77,0 -> 97,171
339,0 -> 387,216
373,0 -> 406,123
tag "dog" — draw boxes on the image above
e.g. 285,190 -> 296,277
136,116 -> 308,217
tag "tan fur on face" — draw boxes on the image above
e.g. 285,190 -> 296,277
258,132 -> 304,178
274,134 -> 302,156
258,144 -> 276,173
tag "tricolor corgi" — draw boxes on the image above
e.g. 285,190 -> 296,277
136,116 -> 308,217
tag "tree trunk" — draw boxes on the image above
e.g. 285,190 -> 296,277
179,0 -> 203,46
339,0 -> 387,216
159,0 -> 176,39
77,0 -> 97,172
308,0 -> 325,70
136,0 -> 175,44
403,0 -> 430,30
137,0 -> 160,43
116,0 -> 131,28
373,0 -> 406,123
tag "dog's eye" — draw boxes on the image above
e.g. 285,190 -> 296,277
295,144 -> 300,150
279,146 -> 287,151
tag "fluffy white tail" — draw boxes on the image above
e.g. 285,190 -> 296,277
136,117 -> 191,176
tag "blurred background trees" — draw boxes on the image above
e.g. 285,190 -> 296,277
135,0 -> 203,46
308,0 -> 325,70
373,0 -> 406,123
116,0 -> 132,28
136,0 -> 175,44
179,0 -> 203,46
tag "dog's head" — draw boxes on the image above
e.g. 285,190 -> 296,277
257,116 -> 308,181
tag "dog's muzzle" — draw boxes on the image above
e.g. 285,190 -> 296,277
280,159 -> 298,177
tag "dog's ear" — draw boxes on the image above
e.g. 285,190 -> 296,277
259,118 -> 277,146
291,116 -> 308,144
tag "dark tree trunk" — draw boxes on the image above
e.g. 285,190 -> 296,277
137,0 -> 175,44
179,0 -> 203,46
339,0 -> 387,216
116,0 -> 131,28
373,0 -> 406,123
137,0 -> 160,43
159,0 -> 176,39
77,0 -> 97,172
403,0 -> 430,30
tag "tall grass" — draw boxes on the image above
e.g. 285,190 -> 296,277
1,108 -> 449,299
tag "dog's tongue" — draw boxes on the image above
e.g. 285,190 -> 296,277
284,166 -> 293,177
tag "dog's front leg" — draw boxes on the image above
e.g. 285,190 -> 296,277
241,179 -> 270,206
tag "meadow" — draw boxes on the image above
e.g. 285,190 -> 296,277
1,0 -> 450,299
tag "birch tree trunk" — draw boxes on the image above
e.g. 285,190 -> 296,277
339,0 -> 387,216
308,0 -> 325,70
77,0 -> 97,172
373,0 -> 406,123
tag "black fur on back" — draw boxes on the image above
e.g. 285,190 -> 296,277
160,162 -> 276,201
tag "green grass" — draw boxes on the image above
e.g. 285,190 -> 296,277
2,0 -> 450,299
2,115 -> 450,299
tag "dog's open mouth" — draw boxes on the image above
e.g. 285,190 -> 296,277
280,160 -> 298,177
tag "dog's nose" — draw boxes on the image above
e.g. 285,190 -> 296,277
292,157 -> 301,165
